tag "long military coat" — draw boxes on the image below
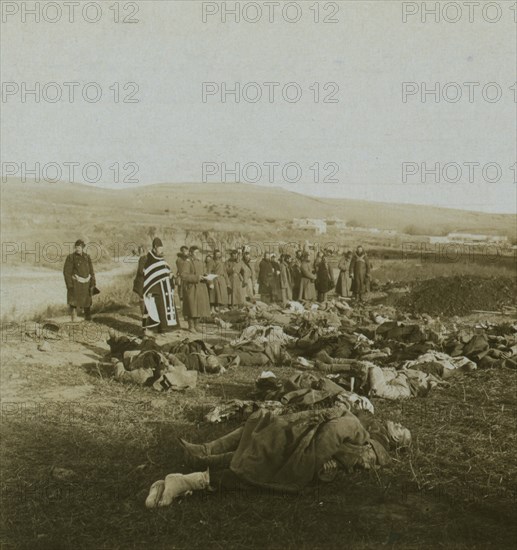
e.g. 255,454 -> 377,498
180,256 -> 211,318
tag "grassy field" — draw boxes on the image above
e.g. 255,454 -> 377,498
1,303 -> 516,549
371,258 -> 517,284
1,256 -> 516,549
1,181 -> 516,548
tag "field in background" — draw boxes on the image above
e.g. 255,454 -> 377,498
1,180 -> 516,549
371,258 -> 516,284
1,179 -> 515,272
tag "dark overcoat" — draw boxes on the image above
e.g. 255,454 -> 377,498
349,253 -> 371,295
180,257 -> 211,318
211,259 -> 229,306
226,259 -> 245,306
335,256 -> 349,297
63,252 -> 96,308
298,260 -> 316,301
315,262 -> 335,294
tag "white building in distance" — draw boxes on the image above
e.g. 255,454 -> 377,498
447,233 -> 508,244
292,218 -> 327,235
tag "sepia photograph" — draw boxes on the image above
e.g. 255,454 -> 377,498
0,1 -> 516,548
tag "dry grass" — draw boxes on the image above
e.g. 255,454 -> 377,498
1,304 -> 517,549
1,252 -> 516,548
372,258 -> 516,284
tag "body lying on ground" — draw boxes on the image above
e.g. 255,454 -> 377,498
145,407 -> 411,508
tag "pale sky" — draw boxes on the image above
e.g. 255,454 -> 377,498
1,0 -> 516,213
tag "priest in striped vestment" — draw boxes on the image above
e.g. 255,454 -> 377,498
142,237 -> 180,334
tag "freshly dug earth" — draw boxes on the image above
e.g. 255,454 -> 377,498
397,275 -> 516,316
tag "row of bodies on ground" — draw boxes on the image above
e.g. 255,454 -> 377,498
94,296 -> 516,507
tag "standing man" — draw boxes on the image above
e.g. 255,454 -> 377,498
270,253 -> 282,303
176,246 -> 189,304
63,239 -> 96,322
210,250 -> 229,312
298,251 -> 317,301
313,251 -> 324,274
279,254 -> 293,305
258,252 -> 274,303
181,246 -> 211,333
349,245 -> 371,303
335,250 -> 350,298
132,245 -> 148,327
142,238 -> 179,335
315,255 -> 335,302
241,250 -> 255,303
226,249 -> 245,308
290,250 -> 302,301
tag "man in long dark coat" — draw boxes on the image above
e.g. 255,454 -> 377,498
279,254 -> 293,305
349,246 -> 371,303
175,246 -> 189,303
335,251 -> 350,298
133,245 -> 147,323
226,249 -> 246,308
298,252 -> 317,301
210,250 -> 229,311
241,251 -> 255,303
258,252 -> 274,303
63,239 -> 96,322
180,245 -> 211,333
315,255 -> 335,302
290,251 -> 302,301
270,254 -> 282,303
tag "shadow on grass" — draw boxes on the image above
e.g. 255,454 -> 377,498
2,408 -> 516,550
90,315 -> 142,338
204,380 -> 252,401
0,415 -> 194,549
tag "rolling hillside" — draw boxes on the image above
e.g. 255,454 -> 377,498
1,179 -> 515,255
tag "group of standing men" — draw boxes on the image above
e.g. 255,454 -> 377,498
132,241 -> 258,335
132,239 -> 212,335
63,238 -> 371,336
256,245 -> 370,305
187,247 -> 257,312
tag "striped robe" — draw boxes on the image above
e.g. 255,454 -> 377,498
143,251 -> 178,330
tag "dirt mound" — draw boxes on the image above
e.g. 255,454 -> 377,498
397,275 -> 516,316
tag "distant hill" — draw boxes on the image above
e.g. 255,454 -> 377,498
1,179 -> 515,256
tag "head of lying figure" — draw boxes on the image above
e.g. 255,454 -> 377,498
357,421 -> 411,471
384,420 -> 412,448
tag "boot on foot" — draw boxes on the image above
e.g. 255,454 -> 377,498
178,437 -> 208,467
